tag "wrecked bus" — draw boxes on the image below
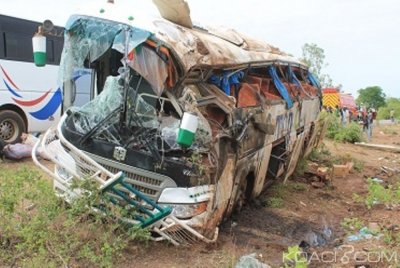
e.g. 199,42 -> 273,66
33,12 -> 324,244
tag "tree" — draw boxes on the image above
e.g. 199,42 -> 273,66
378,97 -> 400,120
356,86 -> 386,109
300,43 -> 333,88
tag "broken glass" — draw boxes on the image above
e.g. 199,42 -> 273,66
160,116 -> 180,150
193,114 -> 212,148
135,95 -> 157,117
127,94 -> 160,129
59,15 -> 151,84
70,75 -> 123,134
60,15 -> 212,153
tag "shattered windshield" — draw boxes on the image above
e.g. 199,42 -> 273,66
60,15 -> 212,155
59,15 -> 161,93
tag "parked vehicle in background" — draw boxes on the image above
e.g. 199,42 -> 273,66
322,87 -> 357,115
0,15 -> 92,143
34,1 -> 325,244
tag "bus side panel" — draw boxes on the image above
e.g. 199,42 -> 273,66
252,143 -> 272,197
0,59 -> 60,132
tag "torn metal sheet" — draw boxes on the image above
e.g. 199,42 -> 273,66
127,46 -> 169,96
153,0 -> 193,29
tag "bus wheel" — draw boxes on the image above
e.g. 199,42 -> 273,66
0,110 -> 26,144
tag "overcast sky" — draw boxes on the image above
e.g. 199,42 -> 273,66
2,0 -> 399,97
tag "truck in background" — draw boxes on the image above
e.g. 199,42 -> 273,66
322,87 -> 357,113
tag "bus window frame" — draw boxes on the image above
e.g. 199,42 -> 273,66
0,15 -> 63,65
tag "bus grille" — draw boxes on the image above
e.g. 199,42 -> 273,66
86,153 -> 177,201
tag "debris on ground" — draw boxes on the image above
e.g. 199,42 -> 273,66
1,133 -> 50,160
381,165 -> 400,176
235,253 -> 270,268
347,227 -> 382,242
370,177 -> 384,183
311,181 -> 326,188
303,169 -> 331,187
332,162 -> 353,178
2,143 -> 33,160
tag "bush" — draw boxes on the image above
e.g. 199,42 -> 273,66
324,113 -> 363,143
353,178 -> 400,209
0,167 -> 149,267
325,114 -> 341,139
334,122 -> 364,143
378,97 -> 400,120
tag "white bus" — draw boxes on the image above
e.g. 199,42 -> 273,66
0,14 -> 92,143
34,6 -> 325,244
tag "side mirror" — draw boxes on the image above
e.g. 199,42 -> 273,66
32,26 -> 46,67
43,20 -> 54,32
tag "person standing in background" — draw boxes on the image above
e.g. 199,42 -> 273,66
367,109 -> 374,142
390,109 -> 395,123
342,108 -> 349,125
348,109 -> 353,124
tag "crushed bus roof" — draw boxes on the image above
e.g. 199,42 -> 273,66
66,14 -> 304,74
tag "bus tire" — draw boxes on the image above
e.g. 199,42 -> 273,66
0,110 -> 26,144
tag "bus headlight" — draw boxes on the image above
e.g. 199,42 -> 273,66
169,202 -> 208,219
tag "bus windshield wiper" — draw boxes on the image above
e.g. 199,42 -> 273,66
78,107 -> 121,145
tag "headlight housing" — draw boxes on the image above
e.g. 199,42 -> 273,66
168,202 -> 208,219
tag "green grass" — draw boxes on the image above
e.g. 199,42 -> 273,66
364,178 -> 394,209
263,184 -> 288,208
282,245 -> 308,268
352,178 -> 400,209
0,166 -> 149,267
264,197 -> 284,208
340,217 -> 364,234
289,182 -> 308,192
307,145 -> 333,166
294,145 -> 331,178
